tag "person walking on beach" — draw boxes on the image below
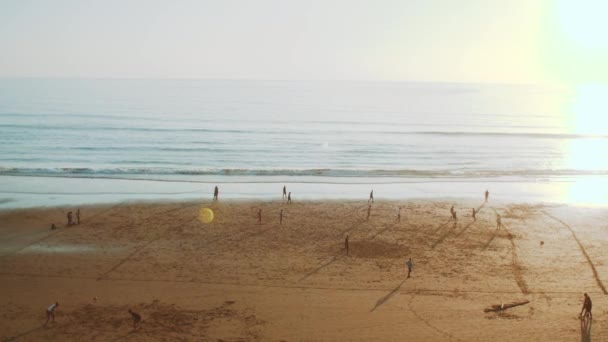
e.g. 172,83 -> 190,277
280,209 -> 283,225
129,309 -> 142,329
367,205 -> 371,221
369,190 -> 374,203
485,190 -> 489,202
282,186 -> 287,200
76,209 -> 81,225
450,206 -> 457,221
257,209 -> 262,224
580,293 -> 592,319
472,208 -> 476,220
345,235 -> 350,255
67,211 -> 73,226
406,258 -> 414,278
45,302 -> 59,326
287,192 -> 292,204
496,214 -> 501,229
213,186 -> 219,201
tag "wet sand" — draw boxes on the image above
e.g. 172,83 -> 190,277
0,199 -> 607,341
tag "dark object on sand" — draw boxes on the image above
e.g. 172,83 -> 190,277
484,300 -> 530,312
129,309 -> 142,329
540,241 -> 544,246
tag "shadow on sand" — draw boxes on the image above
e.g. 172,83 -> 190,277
581,315 -> 592,342
370,279 -> 406,312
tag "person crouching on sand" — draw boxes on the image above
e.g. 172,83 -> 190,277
45,302 -> 59,326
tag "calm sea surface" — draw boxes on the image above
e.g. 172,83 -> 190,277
1,79 -> 607,207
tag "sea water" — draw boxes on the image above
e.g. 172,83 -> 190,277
1,79 -> 607,208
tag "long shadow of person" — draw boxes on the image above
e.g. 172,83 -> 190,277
580,314 -> 592,342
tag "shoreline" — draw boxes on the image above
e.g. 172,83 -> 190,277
2,174 -> 608,209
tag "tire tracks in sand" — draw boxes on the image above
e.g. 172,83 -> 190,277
542,211 -> 607,295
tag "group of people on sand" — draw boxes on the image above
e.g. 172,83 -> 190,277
44,300 -> 142,329
51,209 -> 81,230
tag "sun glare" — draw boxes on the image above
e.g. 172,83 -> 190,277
557,0 -> 608,52
569,84 -> 608,136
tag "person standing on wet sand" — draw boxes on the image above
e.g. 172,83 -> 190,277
345,235 -> 349,255
213,186 -> 219,201
67,211 -> 73,226
367,205 -> 371,221
472,208 -> 476,220
280,209 -> 283,225
287,192 -> 292,204
406,258 -> 414,278
76,209 -> 81,224
485,190 -> 489,202
282,186 -> 287,200
257,209 -> 262,224
368,190 -> 374,203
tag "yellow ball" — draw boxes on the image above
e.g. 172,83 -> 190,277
199,208 -> 214,224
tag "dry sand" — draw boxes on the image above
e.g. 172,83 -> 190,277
0,198 -> 607,341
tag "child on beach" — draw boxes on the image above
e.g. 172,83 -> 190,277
45,302 -> 59,326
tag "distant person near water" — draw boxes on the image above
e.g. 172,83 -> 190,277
580,293 -> 592,319
485,190 -> 489,202
45,302 -> 59,326
67,211 -> 73,226
472,208 -> 476,220
367,205 -> 371,221
287,192 -> 292,204
406,258 -> 414,278
257,209 -> 262,224
345,235 -> 349,255
129,309 -> 142,329
368,190 -> 374,203
282,186 -> 287,200
213,186 -> 219,201
280,209 -> 283,225
76,209 -> 81,225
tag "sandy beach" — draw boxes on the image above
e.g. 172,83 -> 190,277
1,198 -> 607,341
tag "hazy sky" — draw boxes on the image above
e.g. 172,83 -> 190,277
1,0 -> 606,83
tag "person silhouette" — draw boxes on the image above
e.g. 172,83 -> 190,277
213,186 -> 219,201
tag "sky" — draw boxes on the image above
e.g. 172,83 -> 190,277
0,0 -> 607,84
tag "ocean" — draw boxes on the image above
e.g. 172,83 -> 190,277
1,79 -> 607,208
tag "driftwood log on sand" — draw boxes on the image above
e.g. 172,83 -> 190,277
484,300 -> 530,312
